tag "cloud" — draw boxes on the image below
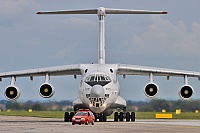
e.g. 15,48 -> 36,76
131,16 -> 200,57
0,0 -> 36,19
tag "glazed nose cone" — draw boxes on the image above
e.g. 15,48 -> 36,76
90,85 -> 105,97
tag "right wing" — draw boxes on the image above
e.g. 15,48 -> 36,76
117,64 -> 200,78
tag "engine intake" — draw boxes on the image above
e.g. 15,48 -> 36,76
179,85 -> 193,99
5,86 -> 20,100
39,83 -> 55,98
144,83 -> 159,98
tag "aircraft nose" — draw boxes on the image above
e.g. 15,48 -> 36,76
90,85 -> 105,97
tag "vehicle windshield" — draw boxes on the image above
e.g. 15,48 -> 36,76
75,112 -> 87,116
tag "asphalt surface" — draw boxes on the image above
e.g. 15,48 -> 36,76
0,116 -> 199,133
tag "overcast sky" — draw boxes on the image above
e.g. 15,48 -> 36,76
0,0 -> 200,101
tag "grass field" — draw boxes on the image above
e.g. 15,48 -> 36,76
0,111 -> 200,120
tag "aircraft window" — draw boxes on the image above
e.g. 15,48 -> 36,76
85,69 -> 88,73
101,75 -> 105,81
105,76 -> 110,81
90,75 -> 95,81
85,74 -> 111,82
85,74 -> 111,86
110,69 -> 113,73
95,75 -> 98,81
85,76 -> 91,82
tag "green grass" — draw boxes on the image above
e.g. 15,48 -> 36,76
135,112 -> 200,119
0,111 -> 200,119
0,111 -> 65,118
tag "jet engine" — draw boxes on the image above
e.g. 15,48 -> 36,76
5,85 -> 20,100
179,85 -> 193,99
144,83 -> 159,98
39,83 -> 55,98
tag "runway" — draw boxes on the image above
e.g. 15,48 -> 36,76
0,116 -> 199,133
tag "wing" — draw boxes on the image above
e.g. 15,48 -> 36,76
117,64 -> 200,78
0,64 -> 82,79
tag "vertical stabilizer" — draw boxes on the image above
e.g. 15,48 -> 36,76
37,7 -> 167,64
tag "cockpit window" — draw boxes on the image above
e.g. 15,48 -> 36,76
84,74 -> 111,87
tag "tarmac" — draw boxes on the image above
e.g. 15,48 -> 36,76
0,116 -> 199,133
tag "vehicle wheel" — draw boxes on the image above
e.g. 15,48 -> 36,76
119,112 -> 123,121
92,120 -> 94,125
126,112 -> 130,122
72,123 -> 75,125
114,112 -> 118,121
85,120 -> 89,125
64,112 -> 69,122
79,123 -> 81,125
131,112 -> 135,122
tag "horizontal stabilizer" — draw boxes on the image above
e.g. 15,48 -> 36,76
37,7 -> 167,15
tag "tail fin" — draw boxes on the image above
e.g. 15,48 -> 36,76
37,7 -> 167,64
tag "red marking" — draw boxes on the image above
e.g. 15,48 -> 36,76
162,11 -> 168,14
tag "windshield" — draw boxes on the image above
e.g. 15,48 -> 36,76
75,112 -> 87,116
85,74 -> 111,82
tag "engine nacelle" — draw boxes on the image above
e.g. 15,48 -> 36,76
144,83 -> 159,98
39,83 -> 55,98
179,85 -> 193,100
5,85 -> 20,100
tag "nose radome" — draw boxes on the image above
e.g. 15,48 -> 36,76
90,85 -> 105,97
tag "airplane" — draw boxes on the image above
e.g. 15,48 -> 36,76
0,7 -> 200,122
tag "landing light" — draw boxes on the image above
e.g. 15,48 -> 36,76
102,103 -> 106,107
89,103 -> 93,107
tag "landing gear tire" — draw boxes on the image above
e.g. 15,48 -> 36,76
131,112 -> 135,122
70,112 -> 74,122
99,114 -> 103,122
126,112 -> 130,122
114,112 -> 118,121
92,120 -> 94,125
103,114 -> 107,122
119,112 -> 124,121
64,112 -> 69,122
94,113 -> 97,122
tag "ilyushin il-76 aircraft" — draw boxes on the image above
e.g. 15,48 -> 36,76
0,7 -> 200,122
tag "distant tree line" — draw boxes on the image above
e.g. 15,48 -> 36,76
127,99 -> 200,112
0,99 -> 200,112
0,100 -> 73,111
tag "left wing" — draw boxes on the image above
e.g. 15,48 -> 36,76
117,64 -> 200,78
0,64 -> 82,79
0,64 -> 82,100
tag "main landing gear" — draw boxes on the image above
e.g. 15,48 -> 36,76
114,112 -> 135,122
64,111 -> 135,122
94,113 -> 107,122
64,112 -> 74,122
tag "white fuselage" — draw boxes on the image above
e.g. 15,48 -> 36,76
77,64 -> 121,114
